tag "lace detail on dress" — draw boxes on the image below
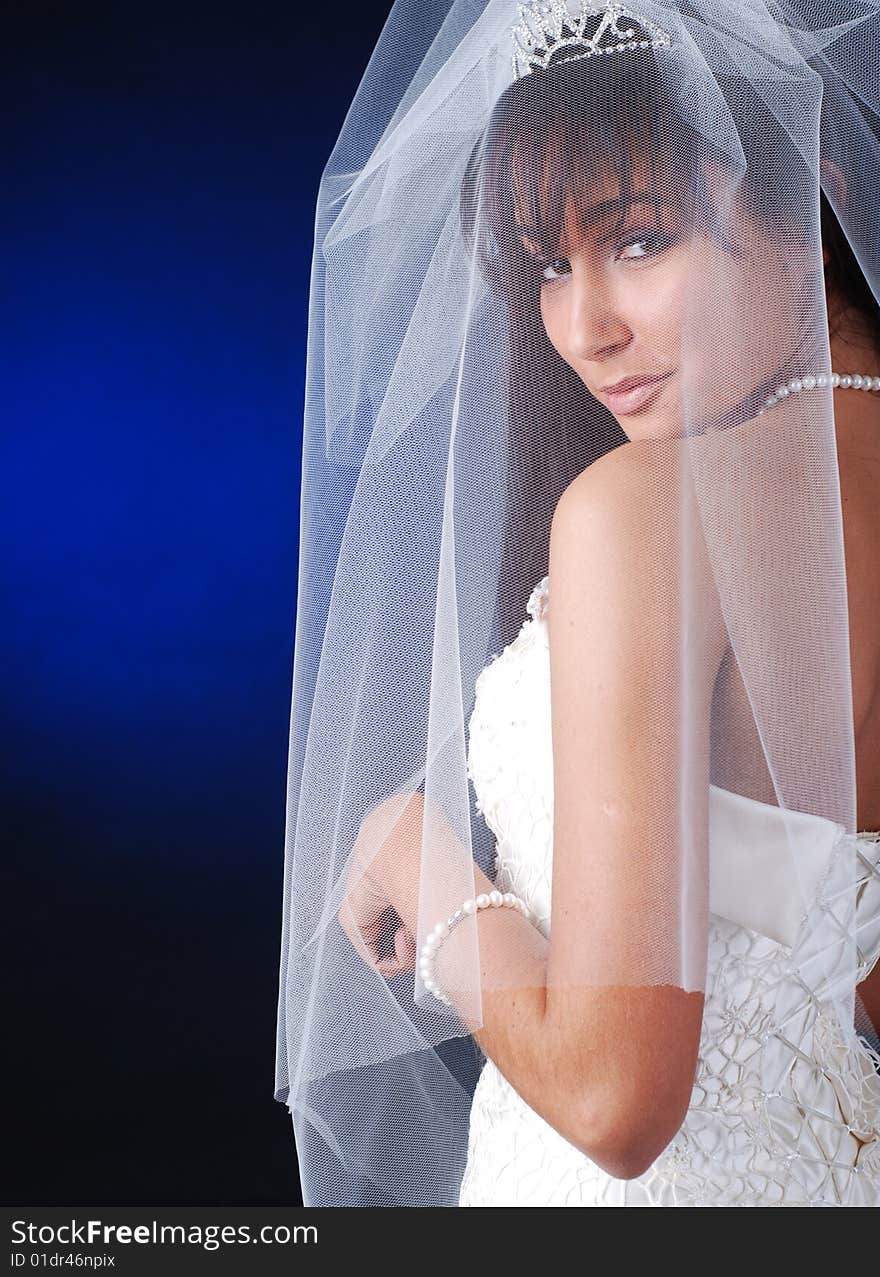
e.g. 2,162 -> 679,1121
460,573 -> 880,1206
525,574 -> 549,623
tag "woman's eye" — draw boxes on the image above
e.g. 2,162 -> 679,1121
615,231 -> 673,260
536,231 -> 673,285
539,257 -> 570,284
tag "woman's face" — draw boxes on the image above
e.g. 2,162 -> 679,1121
520,155 -> 811,441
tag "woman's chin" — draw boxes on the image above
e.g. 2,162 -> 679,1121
618,412 -> 685,443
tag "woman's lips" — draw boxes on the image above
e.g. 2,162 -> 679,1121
601,371 -> 674,414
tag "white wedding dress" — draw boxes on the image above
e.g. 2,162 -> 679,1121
459,574 -> 880,1207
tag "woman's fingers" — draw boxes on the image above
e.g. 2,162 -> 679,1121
336,864 -> 418,976
378,925 -> 416,975
394,924 -> 416,967
373,925 -> 417,976
337,899 -> 376,966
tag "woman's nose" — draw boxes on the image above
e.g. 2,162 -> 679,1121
564,271 -> 632,363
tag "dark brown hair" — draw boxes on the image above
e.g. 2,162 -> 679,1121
821,188 -> 880,344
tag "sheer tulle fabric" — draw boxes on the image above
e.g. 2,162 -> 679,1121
275,0 -> 880,1206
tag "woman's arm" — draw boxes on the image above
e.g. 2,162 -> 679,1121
539,442 -> 728,1175
374,442 -> 729,1178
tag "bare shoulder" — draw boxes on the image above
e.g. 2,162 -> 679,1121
551,440 -> 688,574
554,438 -> 691,523
549,441 -> 728,672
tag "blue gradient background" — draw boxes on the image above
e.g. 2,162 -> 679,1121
3,1 -> 398,1206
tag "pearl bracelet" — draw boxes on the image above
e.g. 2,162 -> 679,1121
419,890 -> 534,1006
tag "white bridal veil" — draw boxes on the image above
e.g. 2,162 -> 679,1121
275,0 -> 880,1205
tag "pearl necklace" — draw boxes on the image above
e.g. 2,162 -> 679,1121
756,370 -> 880,417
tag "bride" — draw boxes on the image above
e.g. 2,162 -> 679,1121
275,0 -> 880,1206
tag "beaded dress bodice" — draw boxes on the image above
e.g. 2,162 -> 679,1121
459,574 -> 880,1207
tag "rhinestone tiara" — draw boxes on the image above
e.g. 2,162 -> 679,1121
511,0 -> 672,80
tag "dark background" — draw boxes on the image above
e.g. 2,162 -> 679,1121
3,0 -> 398,1206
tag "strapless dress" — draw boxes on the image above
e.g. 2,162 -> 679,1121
459,575 -> 880,1206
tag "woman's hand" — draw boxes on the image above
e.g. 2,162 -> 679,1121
337,797 -> 420,977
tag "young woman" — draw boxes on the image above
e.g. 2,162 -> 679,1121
276,0 -> 880,1206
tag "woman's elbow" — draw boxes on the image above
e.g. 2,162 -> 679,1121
574,1086 -> 691,1181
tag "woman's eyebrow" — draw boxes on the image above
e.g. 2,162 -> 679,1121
515,194 -> 676,248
